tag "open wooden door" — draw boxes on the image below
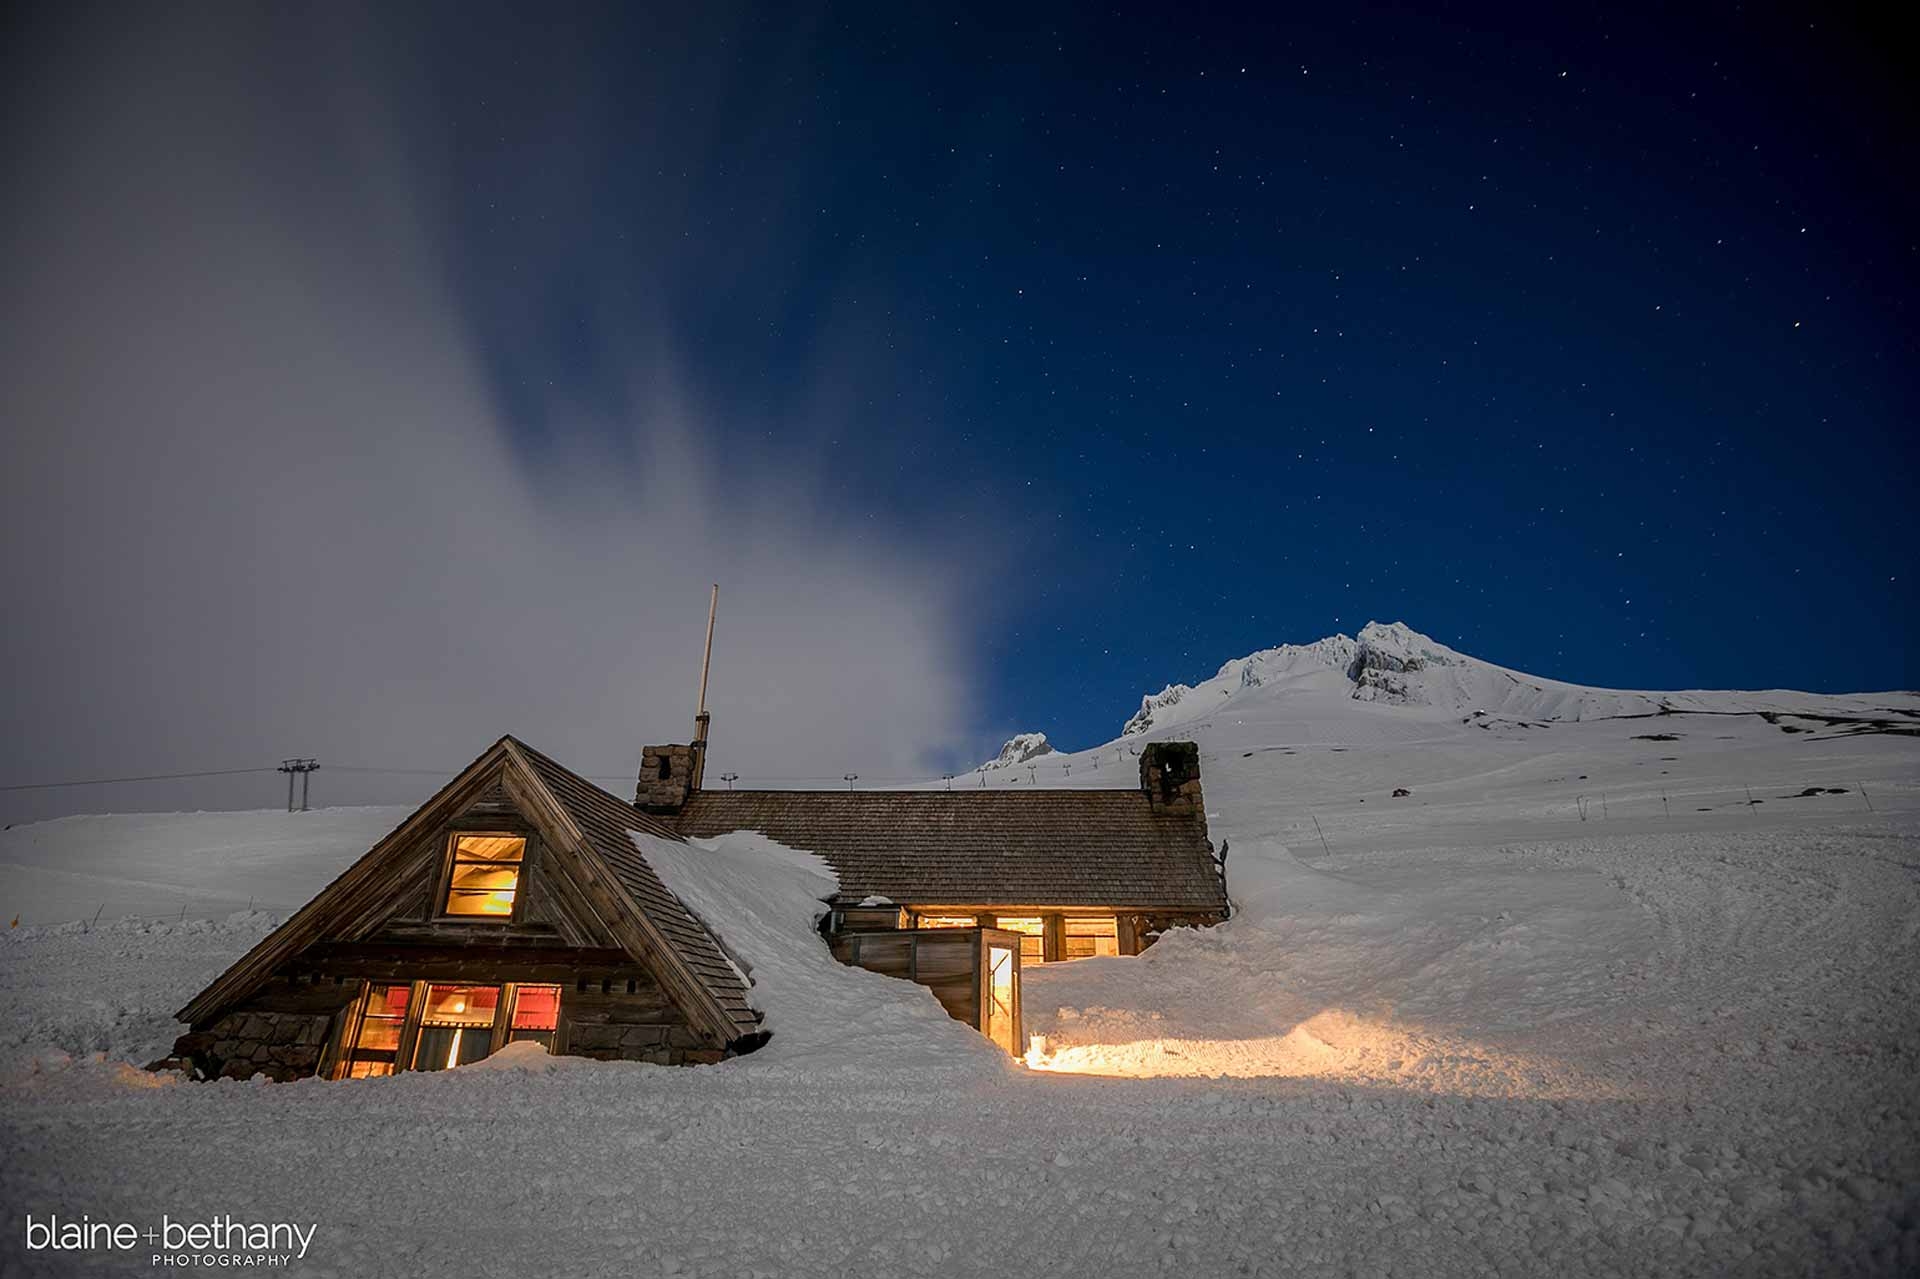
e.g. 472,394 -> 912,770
984,943 -> 1018,1055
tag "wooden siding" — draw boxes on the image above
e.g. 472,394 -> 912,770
829,927 -> 1023,1053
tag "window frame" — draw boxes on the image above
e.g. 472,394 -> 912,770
328,979 -> 564,1077
432,826 -> 534,924
330,981 -> 416,1079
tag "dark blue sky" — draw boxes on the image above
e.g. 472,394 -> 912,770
4,1 -> 1915,817
396,1 -> 1913,746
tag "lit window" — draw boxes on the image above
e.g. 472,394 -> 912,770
996,916 -> 1046,965
443,833 -> 526,917
411,984 -> 500,1071
509,984 -> 562,1051
339,984 -> 410,1078
916,914 -> 976,929
1064,916 -> 1119,959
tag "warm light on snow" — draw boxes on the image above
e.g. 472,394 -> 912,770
1024,1008 -> 1627,1100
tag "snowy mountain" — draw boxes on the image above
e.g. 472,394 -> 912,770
976,731 -> 1056,771
1118,619 -> 1910,738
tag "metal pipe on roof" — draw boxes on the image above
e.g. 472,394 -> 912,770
691,584 -> 718,789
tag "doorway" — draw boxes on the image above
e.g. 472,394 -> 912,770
985,945 -> 1017,1055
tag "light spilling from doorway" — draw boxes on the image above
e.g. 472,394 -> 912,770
1023,1007 -> 1627,1100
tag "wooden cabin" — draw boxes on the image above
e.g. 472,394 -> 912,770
666,740 -> 1228,971
162,737 -> 765,1081
163,732 -> 1225,1081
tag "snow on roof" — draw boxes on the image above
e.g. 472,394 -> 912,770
636,830 -> 1008,1072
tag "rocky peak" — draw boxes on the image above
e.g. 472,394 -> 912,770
1122,684 -> 1190,737
977,731 -> 1057,771
1347,622 -> 1469,703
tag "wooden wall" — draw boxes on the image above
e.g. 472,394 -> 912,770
557,967 -> 722,1065
156,944 -> 724,1081
828,927 -> 1022,1054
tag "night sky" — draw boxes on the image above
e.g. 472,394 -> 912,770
431,2 -> 1915,730
3,2 -> 1915,811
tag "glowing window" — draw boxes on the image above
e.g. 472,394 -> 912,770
508,984 -> 562,1051
996,916 -> 1046,964
411,984 -> 500,1071
443,833 -> 526,918
916,914 -> 976,929
339,984 -> 410,1078
1063,916 -> 1119,960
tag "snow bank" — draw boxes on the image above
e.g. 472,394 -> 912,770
637,830 -> 1010,1075
1023,835 -> 1650,1097
460,1039 -> 596,1074
1223,837 -> 1373,923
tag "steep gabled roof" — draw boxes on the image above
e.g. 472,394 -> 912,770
177,737 -> 760,1046
669,789 -> 1225,912
508,741 -> 759,1037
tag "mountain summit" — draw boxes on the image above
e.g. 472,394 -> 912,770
1119,621 -> 1899,738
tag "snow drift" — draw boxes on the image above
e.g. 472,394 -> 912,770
638,830 -> 1009,1074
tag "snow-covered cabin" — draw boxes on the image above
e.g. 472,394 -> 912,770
164,735 -> 1225,1081
167,737 -> 765,1081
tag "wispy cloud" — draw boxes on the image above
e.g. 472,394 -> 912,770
0,7 -> 994,821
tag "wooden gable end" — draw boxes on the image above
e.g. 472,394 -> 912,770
177,736 -> 760,1053
177,739 -> 632,1027
335,777 -> 624,952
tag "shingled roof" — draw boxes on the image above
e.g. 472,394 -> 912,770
178,737 -> 761,1047
509,740 -> 760,1038
669,788 -> 1226,912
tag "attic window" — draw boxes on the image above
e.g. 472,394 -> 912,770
442,833 -> 526,918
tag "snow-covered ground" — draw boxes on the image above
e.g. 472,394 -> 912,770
0,807 -> 404,927
3,626 -> 1917,1275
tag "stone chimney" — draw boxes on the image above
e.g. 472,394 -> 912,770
636,743 -> 698,812
1139,741 -> 1203,817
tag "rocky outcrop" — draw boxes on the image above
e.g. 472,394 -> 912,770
1123,684 -> 1190,736
1346,621 -> 1468,704
977,732 -> 1057,771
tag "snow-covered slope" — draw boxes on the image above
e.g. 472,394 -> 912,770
0,807 -> 405,927
1120,620 -> 1917,738
975,731 -> 1055,771
2,625 -> 1918,1277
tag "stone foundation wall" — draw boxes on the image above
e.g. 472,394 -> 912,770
164,1009 -> 335,1082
